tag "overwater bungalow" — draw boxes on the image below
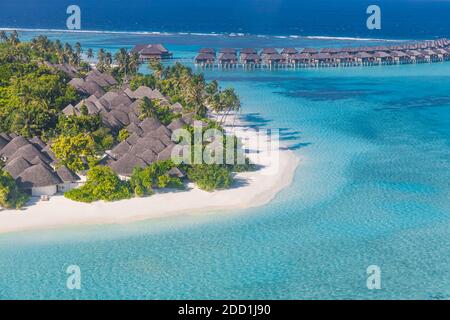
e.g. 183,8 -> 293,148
420,49 -> 440,61
131,44 -> 173,61
373,52 -> 393,65
289,53 -> 312,66
333,52 -> 356,66
264,53 -> 284,66
355,52 -> 375,65
195,53 -> 215,66
390,51 -> 411,64
281,48 -> 299,60
218,53 -> 238,66
193,38 -> 450,69
241,53 -> 262,67
310,53 -> 334,66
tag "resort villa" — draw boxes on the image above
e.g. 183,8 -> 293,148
1,68 -> 191,198
194,38 -> 450,68
131,44 -> 173,62
0,134 -> 81,196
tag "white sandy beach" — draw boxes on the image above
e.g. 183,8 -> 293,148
0,118 -> 300,234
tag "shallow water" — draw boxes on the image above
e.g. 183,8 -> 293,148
0,32 -> 449,299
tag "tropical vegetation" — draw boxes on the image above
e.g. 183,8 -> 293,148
0,168 -> 29,209
0,32 -> 253,206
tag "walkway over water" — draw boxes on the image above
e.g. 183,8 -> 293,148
194,38 -> 450,69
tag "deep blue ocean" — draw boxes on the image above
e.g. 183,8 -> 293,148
0,1 -> 449,300
1,0 -> 450,39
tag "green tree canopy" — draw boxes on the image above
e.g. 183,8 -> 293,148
51,133 -> 98,172
64,166 -> 132,203
0,169 -> 29,209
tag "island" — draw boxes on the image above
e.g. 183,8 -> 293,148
0,32 -> 299,233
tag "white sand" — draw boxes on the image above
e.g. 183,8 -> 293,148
0,118 -> 300,234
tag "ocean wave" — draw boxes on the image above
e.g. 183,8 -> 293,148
0,27 -> 411,42
305,35 -> 408,42
0,27 -> 175,36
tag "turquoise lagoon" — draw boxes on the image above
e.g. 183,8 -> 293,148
0,32 -> 449,299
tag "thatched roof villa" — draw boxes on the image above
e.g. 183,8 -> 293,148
0,135 -> 81,196
131,44 -> 173,61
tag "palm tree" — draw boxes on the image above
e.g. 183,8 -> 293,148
74,42 -> 82,65
129,52 -> 140,75
97,48 -> 105,71
9,30 -> 20,46
219,88 -> 241,124
187,74 -> 207,116
86,48 -> 94,60
148,59 -> 164,79
0,31 -> 7,43
139,97 -> 156,120
105,52 -> 112,67
63,43 -> 73,62
114,48 -> 130,79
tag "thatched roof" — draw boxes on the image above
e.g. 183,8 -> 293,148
196,53 -> 215,61
110,93 -> 133,108
56,165 -> 80,183
125,133 -> 140,145
3,156 -> 31,179
138,149 -> 157,163
157,144 -> 175,161
242,53 -> 261,62
62,104 -> 77,116
219,53 -> 238,61
262,48 -> 278,55
110,140 -> 131,159
167,118 -> 186,131
199,48 -> 215,54
219,48 -> 237,54
109,110 -> 130,126
281,48 -> 298,55
140,118 -> 162,132
124,88 -> 135,99
241,48 -> 257,54
8,144 -> 49,164
18,163 -> 62,188
373,52 -> 391,58
110,153 -> 148,176
133,86 -> 154,99
301,48 -> 319,54
127,123 -> 144,136
0,136 -> 30,158
356,52 -> 373,59
132,137 -> 166,154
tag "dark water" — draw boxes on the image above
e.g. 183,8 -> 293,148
1,0 -> 450,39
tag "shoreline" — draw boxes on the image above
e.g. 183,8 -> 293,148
0,116 -> 300,235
